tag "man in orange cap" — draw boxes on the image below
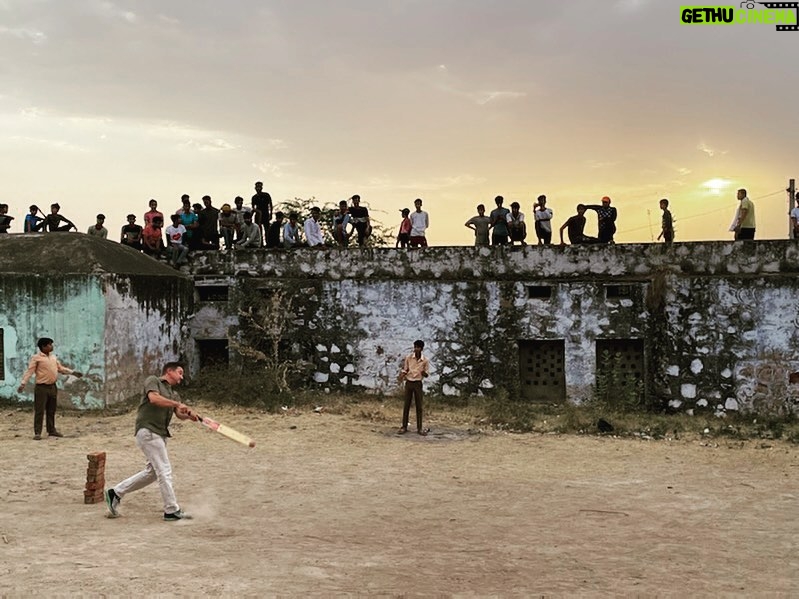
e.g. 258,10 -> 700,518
586,196 -> 617,243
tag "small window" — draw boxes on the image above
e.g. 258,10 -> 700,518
197,286 -> 229,302
605,285 -> 633,299
198,339 -> 229,368
527,286 -> 553,300
0,328 -> 4,380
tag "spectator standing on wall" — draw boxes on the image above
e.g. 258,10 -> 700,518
251,182 -> 272,246
177,198 -> 199,250
507,201 -> 527,246
533,195 -> 554,245
731,188 -> 755,240
304,207 -> 325,248
87,214 -> 108,239
144,199 -> 163,227
349,195 -> 371,246
657,199 -> 674,244
283,212 -> 301,249
121,214 -> 143,250
790,192 -> 799,239
43,203 -> 76,232
489,196 -> 510,246
397,340 -> 430,436
25,205 -> 45,233
0,204 -> 14,233
332,201 -> 351,247
266,212 -> 284,248
396,208 -> 412,249
465,204 -> 491,247
233,196 -> 251,242
17,337 -> 83,440
409,198 -> 429,248
198,195 -> 220,249
585,196 -> 617,243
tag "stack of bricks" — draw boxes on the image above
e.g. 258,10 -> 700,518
84,452 -> 106,504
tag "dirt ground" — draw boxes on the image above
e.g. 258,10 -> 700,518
1,401 -> 797,597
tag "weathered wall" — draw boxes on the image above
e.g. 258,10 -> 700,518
187,241 -> 799,416
0,276 -> 106,408
103,275 -> 194,405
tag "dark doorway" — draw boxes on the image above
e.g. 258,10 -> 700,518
595,339 -> 645,406
518,340 -> 566,402
197,339 -> 229,368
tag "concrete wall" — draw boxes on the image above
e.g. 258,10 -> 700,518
0,275 -> 106,408
0,274 -> 194,408
185,241 -> 799,415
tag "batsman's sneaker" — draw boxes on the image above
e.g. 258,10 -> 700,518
164,510 -> 193,521
104,488 -> 121,518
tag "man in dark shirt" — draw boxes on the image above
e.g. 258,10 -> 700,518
585,196 -> 617,243
0,204 -> 14,233
43,203 -> 76,232
559,204 -> 599,245
104,362 -> 197,521
251,181 -> 272,246
658,198 -> 674,244
349,194 -> 371,246
266,211 -> 284,248
489,195 -> 510,246
120,214 -> 143,250
198,195 -> 220,249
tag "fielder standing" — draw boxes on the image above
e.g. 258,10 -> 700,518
398,340 -> 430,436
17,337 -> 83,440
105,362 -> 197,521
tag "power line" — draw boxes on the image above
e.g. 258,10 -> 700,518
617,189 -> 784,235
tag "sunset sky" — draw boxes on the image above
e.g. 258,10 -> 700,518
1,0 -> 797,244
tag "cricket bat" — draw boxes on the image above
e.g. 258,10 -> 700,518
196,414 -> 255,448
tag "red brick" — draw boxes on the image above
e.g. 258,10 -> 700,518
86,451 -> 106,461
84,481 -> 105,491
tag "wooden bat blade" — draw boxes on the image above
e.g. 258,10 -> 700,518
198,416 -> 255,448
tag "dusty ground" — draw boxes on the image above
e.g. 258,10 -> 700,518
1,401 -> 797,597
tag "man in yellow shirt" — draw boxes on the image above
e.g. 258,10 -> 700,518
734,188 -> 756,240
398,340 -> 431,436
18,337 -> 83,440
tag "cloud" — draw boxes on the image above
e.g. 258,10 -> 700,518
0,25 -> 47,44
586,159 -> 619,170
470,90 -> 528,106
677,167 -> 692,176
252,160 -> 294,178
697,142 -> 728,158
9,135 -> 87,152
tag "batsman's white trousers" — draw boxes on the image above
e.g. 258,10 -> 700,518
114,428 -> 180,514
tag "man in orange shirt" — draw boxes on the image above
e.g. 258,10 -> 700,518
18,337 -> 83,440
398,340 -> 431,435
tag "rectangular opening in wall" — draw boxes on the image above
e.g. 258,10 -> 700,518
595,339 -> 645,407
196,286 -> 229,302
0,328 -> 4,380
526,286 -> 553,300
605,285 -> 633,299
518,339 -> 566,402
197,339 -> 229,368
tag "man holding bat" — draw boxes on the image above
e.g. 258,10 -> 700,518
105,362 -> 197,521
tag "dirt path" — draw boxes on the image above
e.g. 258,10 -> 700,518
1,404 -> 797,597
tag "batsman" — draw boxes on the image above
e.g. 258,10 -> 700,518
105,362 -> 197,521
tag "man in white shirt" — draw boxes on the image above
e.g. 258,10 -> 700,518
304,207 -> 325,247
533,195 -> 554,245
165,214 -> 189,266
236,212 -> 262,248
409,198 -> 429,248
